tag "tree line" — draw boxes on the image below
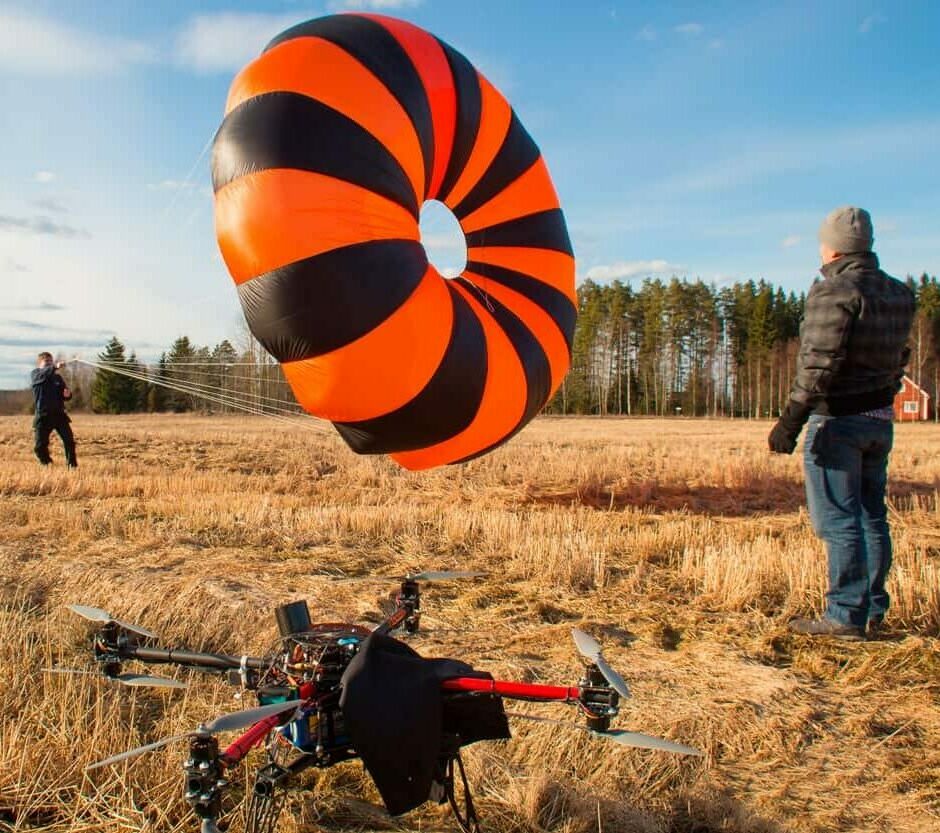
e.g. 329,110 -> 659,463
545,273 -> 940,418
82,334 -> 300,415
57,272 -> 940,420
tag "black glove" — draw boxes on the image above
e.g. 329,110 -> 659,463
768,400 -> 811,454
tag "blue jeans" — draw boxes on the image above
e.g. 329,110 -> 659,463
803,414 -> 893,628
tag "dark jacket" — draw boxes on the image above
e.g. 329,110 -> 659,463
31,365 -> 70,418
791,252 -> 915,416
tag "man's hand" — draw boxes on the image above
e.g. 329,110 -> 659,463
768,400 -> 812,455
768,420 -> 799,454
55,361 -> 66,370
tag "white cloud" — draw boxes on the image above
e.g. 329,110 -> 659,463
636,24 -> 657,42
0,10 -> 156,75
175,11 -> 317,73
675,22 -> 704,36
148,180 -> 198,192
420,233 -> 466,253
0,215 -> 90,239
34,171 -> 55,183
708,39 -> 724,51
859,14 -> 885,34
327,0 -> 421,9
585,260 -> 685,282
781,235 -> 801,248
32,197 -> 67,213
3,258 -> 31,274
650,118 -> 940,197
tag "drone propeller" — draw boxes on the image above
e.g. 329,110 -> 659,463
328,570 -> 485,584
43,668 -> 186,690
86,699 -> 305,771
571,628 -> 630,699
68,604 -> 157,640
405,570 -> 486,582
113,673 -> 186,689
507,712 -> 701,756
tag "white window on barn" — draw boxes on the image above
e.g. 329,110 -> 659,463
903,401 -> 919,414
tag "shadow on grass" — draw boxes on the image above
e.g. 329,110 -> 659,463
521,477 -> 937,518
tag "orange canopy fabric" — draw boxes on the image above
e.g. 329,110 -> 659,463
212,13 -> 576,469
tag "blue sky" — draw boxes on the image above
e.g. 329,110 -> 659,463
1,0 -> 938,388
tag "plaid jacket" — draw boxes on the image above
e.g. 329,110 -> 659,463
791,252 -> 915,416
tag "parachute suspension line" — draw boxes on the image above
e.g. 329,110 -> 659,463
76,358 -> 299,422
79,362 -> 325,434
73,359 -> 329,434
146,367 -> 304,410
77,359 -> 298,414
74,359 -> 308,424
161,129 -> 216,219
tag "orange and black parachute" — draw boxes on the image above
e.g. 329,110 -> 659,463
212,13 -> 576,469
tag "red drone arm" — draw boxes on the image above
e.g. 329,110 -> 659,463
220,713 -> 284,766
442,677 -> 580,702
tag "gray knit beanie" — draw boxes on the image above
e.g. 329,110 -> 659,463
818,206 -> 874,253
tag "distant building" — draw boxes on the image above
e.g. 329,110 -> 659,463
894,376 -> 931,422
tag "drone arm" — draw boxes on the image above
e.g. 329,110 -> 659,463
442,677 -> 580,703
219,713 -> 285,766
121,645 -> 268,672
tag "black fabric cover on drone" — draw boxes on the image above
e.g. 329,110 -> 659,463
333,285 -> 487,453
339,633 -> 509,816
211,91 -> 419,217
264,15 -> 435,195
464,208 -> 573,255
237,240 -> 427,362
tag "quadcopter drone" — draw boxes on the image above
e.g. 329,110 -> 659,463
55,571 -> 700,833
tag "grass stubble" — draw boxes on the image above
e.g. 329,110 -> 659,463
0,414 -> 937,833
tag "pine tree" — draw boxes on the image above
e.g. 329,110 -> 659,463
91,337 -> 139,413
164,337 -> 197,412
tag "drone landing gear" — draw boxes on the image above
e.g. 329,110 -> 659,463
244,754 -> 315,833
244,768 -> 287,833
432,753 -> 480,833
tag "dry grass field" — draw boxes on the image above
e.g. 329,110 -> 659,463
0,414 -> 938,833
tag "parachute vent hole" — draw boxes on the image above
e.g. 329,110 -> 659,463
419,200 -> 467,280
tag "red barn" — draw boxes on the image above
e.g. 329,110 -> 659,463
894,376 -> 931,421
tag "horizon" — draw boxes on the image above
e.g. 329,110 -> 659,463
2,0 -> 938,388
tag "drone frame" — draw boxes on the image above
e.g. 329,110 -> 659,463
69,575 -> 697,833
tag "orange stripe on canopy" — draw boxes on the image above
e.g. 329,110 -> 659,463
361,14 -> 456,202
282,265 -> 451,422
463,270 -> 570,394
465,246 -> 577,304
441,75 -> 511,209
226,36 -> 425,202
459,157 -> 560,234
215,169 -> 419,285
392,281 -> 527,470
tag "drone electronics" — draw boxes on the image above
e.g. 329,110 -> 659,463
60,573 -> 700,833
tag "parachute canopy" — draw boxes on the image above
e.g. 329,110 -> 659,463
212,13 -> 576,469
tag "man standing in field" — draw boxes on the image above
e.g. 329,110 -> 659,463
768,207 -> 914,640
31,352 -> 78,468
